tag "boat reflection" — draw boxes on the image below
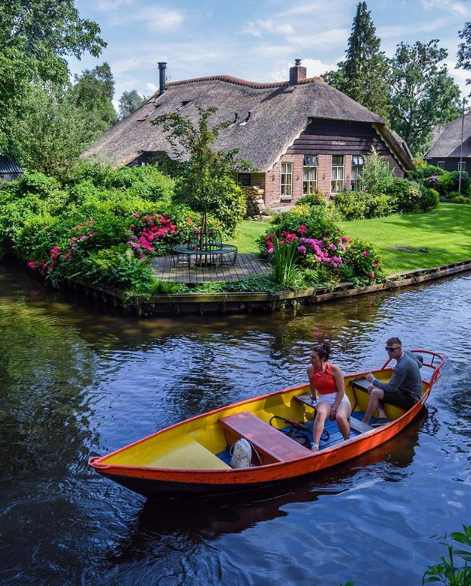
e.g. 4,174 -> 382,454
104,411 -> 430,565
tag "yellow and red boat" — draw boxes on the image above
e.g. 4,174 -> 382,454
89,349 -> 444,498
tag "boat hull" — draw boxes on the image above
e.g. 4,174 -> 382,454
89,350 -> 443,498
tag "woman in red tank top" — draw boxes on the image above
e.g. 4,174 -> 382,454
307,341 -> 351,452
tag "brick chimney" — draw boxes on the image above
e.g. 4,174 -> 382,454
289,59 -> 307,85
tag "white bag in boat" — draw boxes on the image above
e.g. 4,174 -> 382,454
230,438 -> 253,468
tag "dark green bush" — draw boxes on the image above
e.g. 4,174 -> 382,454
387,178 -> 423,214
438,171 -> 471,196
407,163 -> 445,183
447,191 -> 471,203
337,239 -> 383,286
420,186 -> 440,211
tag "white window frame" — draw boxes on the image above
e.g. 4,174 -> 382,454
331,155 -> 344,194
458,161 -> 466,172
303,155 -> 318,194
351,155 -> 364,191
281,162 -> 293,198
437,161 -> 445,169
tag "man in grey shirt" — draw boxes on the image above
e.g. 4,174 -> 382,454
362,337 -> 423,426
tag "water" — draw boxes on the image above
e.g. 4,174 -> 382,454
1,266 -> 471,586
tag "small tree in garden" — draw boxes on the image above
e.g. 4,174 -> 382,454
359,147 -> 395,195
153,106 -> 249,237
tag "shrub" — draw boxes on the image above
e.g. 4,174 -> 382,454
333,191 -> 367,220
337,239 -> 383,286
407,163 -> 445,183
334,191 -> 392,220
269,205 -> 340,242
387,178 -> 423,214
359,147 -> 396,195
420,186 -> 440,211
438,171 -> 471,196
295,192 -> 328,208
447,192 -> 471,204
82,244 -> 158,292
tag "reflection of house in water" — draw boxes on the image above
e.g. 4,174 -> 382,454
0,155 -> 23,181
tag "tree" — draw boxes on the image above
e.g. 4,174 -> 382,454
322,2 -> 389,119
153,106 -> 249,236
457,22 -> 471,93
13,82 -> 105,180
72,63 -> 117,130
118,90 -> 147,119
389,40 -> 462,156
0,0 -> 106,153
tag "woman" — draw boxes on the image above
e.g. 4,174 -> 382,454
307,342 -> 351,451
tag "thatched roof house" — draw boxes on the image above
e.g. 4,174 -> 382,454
83,61 -> 414,208
425,113 -> 471,172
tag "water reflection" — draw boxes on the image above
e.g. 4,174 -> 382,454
1,265 -> 471,586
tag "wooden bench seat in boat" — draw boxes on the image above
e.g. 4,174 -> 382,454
145,435 -> 230,470
294,393 -> 373,433
219,410 -> 310,465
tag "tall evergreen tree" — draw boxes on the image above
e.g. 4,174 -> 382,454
457,22 -> 471,94
322,2 -> 389,119
389,40 -> 462,157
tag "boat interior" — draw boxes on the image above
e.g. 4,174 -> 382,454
99,369 -> 430,471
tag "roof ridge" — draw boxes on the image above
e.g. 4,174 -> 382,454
167,74 -> 325,89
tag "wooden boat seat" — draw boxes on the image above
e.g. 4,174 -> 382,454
219,410 -> 310,465
294,393 -> 373,433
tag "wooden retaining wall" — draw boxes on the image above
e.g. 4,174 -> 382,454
66,259 -> 471,316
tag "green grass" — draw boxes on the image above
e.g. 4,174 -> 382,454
228,220 -> 268,253
230,205 -> 471,275
338,203 -> 471,275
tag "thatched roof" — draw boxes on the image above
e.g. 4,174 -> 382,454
83,74 -> 412,172
427,113 -> 471,159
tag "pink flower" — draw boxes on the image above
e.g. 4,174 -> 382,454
298,245 -> 307,253
362,251 -> 369,257
370,272 -> 375,279
28,261 -> 36,270
298,224 -> 307,234
342,236 -> 350,242
43,226 -> 48,230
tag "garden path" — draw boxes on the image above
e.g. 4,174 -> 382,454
151,253 -> 270,283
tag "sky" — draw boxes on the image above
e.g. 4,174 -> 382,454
70,0 -> 471,109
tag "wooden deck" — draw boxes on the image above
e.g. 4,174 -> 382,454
151,253 -> 271,283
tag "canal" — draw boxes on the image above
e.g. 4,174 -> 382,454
1,266 -> 470,586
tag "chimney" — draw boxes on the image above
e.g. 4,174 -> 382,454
158,62 -> 167,94
289,59 -> 307,86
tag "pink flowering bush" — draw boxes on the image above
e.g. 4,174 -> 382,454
261,207 -> 384,287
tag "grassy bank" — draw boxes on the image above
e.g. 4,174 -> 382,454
232,205 -> 471,276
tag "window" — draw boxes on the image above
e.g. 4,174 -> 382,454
458,161 -> 467,172
238,173 -> 251,187
331,155 -> 344,194
351,155 -> 364,191
437,161 -> 445,169
303,155 -> 319,194
281,162 -> 293,198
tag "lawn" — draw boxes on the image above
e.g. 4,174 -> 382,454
228,220 -> 268,253
231,205 -> 471,275
338,204 -> 471,275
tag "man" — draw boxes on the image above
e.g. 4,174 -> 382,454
362,337 -> 423,426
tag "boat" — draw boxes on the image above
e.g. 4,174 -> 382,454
89,349 -> 444,498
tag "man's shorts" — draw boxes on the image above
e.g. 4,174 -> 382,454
382,388 -> 419,409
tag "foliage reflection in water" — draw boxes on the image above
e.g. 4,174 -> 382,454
0,266 -> 471,586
